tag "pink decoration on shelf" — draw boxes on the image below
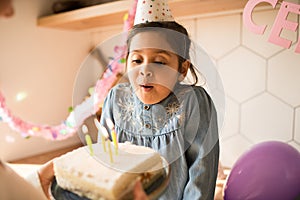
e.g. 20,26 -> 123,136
0,0 -> 138,140
93,0 -> 138,112
268,1 -> 300,49
0,91 -> 75,140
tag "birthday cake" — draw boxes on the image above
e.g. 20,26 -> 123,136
53,142 -> 166,200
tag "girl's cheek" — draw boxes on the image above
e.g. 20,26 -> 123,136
127,68 -> 139,82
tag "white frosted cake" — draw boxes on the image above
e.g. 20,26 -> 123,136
53,142 -> 165,200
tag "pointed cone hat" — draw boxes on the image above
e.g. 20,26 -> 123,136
134,0 -> 174,25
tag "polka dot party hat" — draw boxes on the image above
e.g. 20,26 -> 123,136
134,0 -> 174,25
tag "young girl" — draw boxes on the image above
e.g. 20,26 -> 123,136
99,21 -> 219,200
34,17 -> 218,200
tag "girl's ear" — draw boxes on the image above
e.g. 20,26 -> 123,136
178,60 -> 190,81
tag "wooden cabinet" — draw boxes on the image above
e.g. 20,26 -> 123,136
37,0 -> 250,31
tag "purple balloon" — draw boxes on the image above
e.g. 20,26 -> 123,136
224,141 -> 300,200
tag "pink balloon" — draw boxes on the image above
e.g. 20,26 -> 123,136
224,141 -> 300,200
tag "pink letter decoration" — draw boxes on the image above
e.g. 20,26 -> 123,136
243,0 -> 300,53
243,0 -> 278,34
268,1 -> 300,52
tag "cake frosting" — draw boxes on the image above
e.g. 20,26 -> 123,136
53,142 -> 165,200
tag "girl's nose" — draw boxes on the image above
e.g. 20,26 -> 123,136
139,65 -> 153,77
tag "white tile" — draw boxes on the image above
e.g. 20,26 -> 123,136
196,14 -> 241,59
220,135 -> 252,167
242,9 -> 298,58
268,48 -> 300,107
218,47 -> 266,103
295,107 -> 300,143
220,97 -> 240,139
206,87 -> 226,139
241,93 -> 294,143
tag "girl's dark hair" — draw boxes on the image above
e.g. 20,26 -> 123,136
126,21 -> 199,86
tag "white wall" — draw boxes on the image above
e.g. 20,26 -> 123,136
0,0 -> 92,161
91,2 -> 300,167
192,4 -> 300,167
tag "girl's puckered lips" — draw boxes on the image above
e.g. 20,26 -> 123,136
140,84 -> 154,92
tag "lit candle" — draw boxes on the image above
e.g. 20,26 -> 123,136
107,140 -> 114,163
100,125 -> 114,163
106,119 -> 118,155
82,125 -> 94,156
94,118 -> 106,152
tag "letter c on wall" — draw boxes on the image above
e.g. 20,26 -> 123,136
243,0 -> 278,34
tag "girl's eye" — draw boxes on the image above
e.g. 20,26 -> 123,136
132,59 -> 142,64
154,61 -> 166,65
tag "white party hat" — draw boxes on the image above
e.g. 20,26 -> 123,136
134,0 -> 174,25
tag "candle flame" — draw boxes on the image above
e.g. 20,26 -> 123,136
106,118 -> 114,129
100,125 -> 109,138
94,118 -> 101,129
82,124 -> 88,134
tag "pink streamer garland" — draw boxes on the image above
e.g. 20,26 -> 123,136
0,0 -> 138,140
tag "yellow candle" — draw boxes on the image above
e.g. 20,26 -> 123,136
82,125 -> 94,156
106,119 -> 118,155
111,130 -> 118,155
101,135 -> 107,152
100,125 -> 114,163
107,140 -> 114,163
85,134 -> 94,156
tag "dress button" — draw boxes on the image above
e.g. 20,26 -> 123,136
144,105 -> 150,110
145,123 -> 151,129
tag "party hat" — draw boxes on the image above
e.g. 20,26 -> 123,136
134,0 -> 174,25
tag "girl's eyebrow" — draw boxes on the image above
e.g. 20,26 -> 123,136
131,49 -> 173,57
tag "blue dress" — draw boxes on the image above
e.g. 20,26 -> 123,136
99,82 -> 219,200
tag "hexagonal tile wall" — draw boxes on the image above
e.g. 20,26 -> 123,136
220,135 -> 252,167
220,97 -> 240,139
268,47 -> 300,107
196,14 -> 241,60
241,93 -> 294,143
218,46 -> 266,103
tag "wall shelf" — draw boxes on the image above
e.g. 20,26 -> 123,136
37,0 -> 250,31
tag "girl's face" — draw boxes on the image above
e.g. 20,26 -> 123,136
127,31 -> 189,104
127,48 -> 180,104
